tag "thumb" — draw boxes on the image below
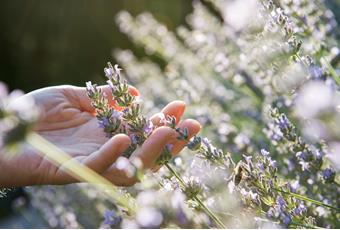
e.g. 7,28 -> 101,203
83,134 -> 131,173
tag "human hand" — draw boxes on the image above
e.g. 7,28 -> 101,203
0,85 -> 200,187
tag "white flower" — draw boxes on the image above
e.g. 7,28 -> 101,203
115,156 -> 135,178
137,191 -> 156,206
222,0 -> 259,31
295,81 -> 333,119
136,207 -> 163,228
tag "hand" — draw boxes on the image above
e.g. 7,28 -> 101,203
0,85 -> 200,187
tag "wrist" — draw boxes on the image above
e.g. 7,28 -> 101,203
0,145 -> 44,187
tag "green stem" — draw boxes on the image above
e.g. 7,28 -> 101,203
164,163 -> 226,229
321,57 -> 340,86
296,53 -> 309,69
274,188 -> 340,212
194,196 -> 227,229
164,162 -> 185,185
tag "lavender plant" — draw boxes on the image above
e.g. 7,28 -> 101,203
23,0 -> 340,228
86,63 -> 227,228
86,61 -> 339,228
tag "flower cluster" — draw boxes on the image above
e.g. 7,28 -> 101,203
229,149 -> 314,227
86,63 -> 154,158
87,63 -> 230,228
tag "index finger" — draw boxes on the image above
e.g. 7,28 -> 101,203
150,100 -> 186,127
72,85 -> 139,113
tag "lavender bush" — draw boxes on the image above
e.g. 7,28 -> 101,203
1,0 -> 339,228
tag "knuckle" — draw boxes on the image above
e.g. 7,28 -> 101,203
154,126 -> 174,136
121,178 -> 138,187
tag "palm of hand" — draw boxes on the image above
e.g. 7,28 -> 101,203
33,86 -> 106,157
8,85 -> 200,186
20,86 -> 108,185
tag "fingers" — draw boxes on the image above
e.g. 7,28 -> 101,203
132,119 -> 200,172
170,119 -> 201,155
131,126 -> 176,169
150,100 -> 186,126
101,126 -> 177,186
90,119 -> 200,186
53,134 -> 130,185
72,85 -> 139,113
82,134 -> 131,173
102,167 -> 139,187
151,119 -> 201,172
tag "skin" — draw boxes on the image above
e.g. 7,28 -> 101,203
0,85 -> 201,187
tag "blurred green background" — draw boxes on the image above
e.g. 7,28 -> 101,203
0,0 -> 192,93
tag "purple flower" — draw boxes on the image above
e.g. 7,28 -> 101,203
112,110 -> 123,119
86,81 -> 95,95
293,203 -> 307,216
106,79 -> 114,89
266,207 -> 277,218
202,137 -> 210,147
143,120 -> 154,135
322,168 -> 335,183
257,162 -> 265,171
269,158 -> 277,169
129,133 -> 138,145
309,65 -> 323,79
242,154 -> 252,164
299,161 -> 309,171
314,150 -> 324,160
281,213 -> 292,227
240,189 -> 259,205
99,117 -> 110,129
289,180 -> 299,193
249,191 -> 258,202
276,114 -> 290,130
270,132 -> 283,141
260,149 -> 270,156
267,179 -> 273,188
103,209 -> 122,226
240,188 -> 249,197
276,196 -> 286,211
104,67 -> 114,78
166,143 -> 174,152
296,151 -> 308,161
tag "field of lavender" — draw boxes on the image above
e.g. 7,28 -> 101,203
1,0 -> 340,228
